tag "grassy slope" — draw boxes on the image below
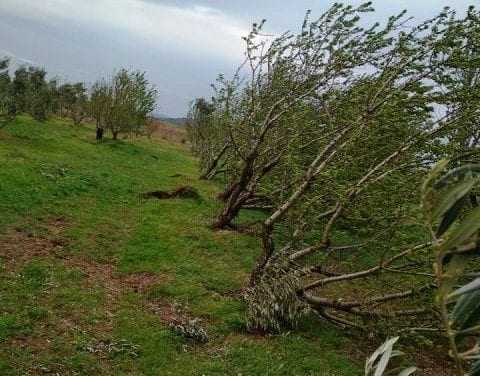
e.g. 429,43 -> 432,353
0,116 -> 362,375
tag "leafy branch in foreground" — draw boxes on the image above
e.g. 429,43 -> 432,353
422,160 -> 480,375
365,160 -> 480,376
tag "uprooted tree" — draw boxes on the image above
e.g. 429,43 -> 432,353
188,3 -> 480,336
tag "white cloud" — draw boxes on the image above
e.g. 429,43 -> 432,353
0,0 -> 249,61
0,49 -> 37,66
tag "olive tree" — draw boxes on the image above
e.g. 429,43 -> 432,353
244,6 -> 462,330
90,69 -> 157,140
0,58 -> 15,128
245,8 -> 480,336
57,82 -> 88,125
190,3 -> 478,334
11,66 -> 53,122
90,79 -> 112,140
431,6 -> 480,159
187,97 -> 231,180
194,3 -> 470,329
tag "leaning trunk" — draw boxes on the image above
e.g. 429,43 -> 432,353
212,154 -> 256,229
200,143 -> 229,180
218,182 -> 238,201
212,185 -> 250,229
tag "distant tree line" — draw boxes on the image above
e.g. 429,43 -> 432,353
0,60 -> 157,140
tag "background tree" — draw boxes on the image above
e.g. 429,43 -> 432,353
90,69 -> 157,140
11,66 -> 53,122
11,66 -> 29,115
431,6 -> 480,160
57,82 -> 88,125
28,67 -> 51,121
187,96 -> 230,180
0,58 -> 15,128
90,80 -> 111,140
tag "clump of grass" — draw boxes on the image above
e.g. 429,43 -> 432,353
170,318 -> 209,343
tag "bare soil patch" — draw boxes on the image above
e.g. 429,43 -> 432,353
0,218 -> 67,268
0,218 -> 169,299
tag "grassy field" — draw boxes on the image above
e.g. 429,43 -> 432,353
0,116 -> 363,375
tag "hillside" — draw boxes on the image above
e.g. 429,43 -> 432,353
0,117 -> 363,375
155,117 -> 188,127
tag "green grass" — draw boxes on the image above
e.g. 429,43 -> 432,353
0,116 -> 362,375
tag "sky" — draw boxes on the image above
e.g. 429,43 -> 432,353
0,0 -> 476,117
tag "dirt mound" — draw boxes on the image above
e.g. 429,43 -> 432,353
142,186 -> 201,200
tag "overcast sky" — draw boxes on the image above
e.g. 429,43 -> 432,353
0,0 -> 476,116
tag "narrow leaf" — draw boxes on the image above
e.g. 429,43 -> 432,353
436,197 -> 467,237
366,337 -> 399,375
451,290 -> 480,330
374,338 -> 397,376
443,206 -> 480,251
423,159 -> 449,192
471,360 -> 480,376
398,366 -> 417,376
449,278 -> 480,299
434,164 -> 480,189
433,179 -> 477,221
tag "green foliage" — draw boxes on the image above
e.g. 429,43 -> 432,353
189,3 -> 480,341
11,66 -> 53,121
422,161 -> 480,375
0,58 -> 15,128
244,253 -> 309,332
57,82 -> 88,125
90,69 -> 157,140
431,7 -> 480,159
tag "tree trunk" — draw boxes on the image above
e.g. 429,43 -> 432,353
212,186 -> 249,229
200,143 -> 229,180
218,182 -> 238,201
96,127 -> 104,141
212,154 -> 256,229
249,223 -> 275,286
112,131 -> 118,140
